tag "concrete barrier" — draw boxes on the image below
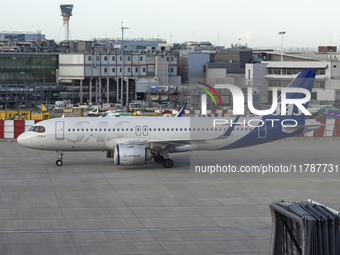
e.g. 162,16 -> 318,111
4,120 -> 14,139
0,120 -> 3,139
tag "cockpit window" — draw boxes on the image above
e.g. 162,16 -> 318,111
28,126 -> 45,133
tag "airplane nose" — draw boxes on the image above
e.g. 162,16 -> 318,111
17,131 -> 44,149
17,133 -> 25,145
17,132 -> 30,147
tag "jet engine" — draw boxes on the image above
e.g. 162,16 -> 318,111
113,144 -> 153,165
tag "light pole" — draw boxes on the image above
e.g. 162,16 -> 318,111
278,31 -> 286,61
120,21 -> 129,108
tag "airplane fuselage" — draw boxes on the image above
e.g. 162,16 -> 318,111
17,116 -> 316,152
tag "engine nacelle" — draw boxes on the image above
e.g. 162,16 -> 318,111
113,144 -> 153,165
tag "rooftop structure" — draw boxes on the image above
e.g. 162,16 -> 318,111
60,4 -> 73,41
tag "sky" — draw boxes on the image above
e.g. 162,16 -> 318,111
2,0 -> 340,49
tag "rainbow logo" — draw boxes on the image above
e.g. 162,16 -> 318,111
197,82 -> 223,106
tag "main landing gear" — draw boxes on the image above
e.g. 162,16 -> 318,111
56,151 -> 64,166
154,154 -> 174,168
162,158 -> 174,168
154,155 -> 164,163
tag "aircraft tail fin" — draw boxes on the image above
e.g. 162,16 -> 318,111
278,69 -> 316,102
267,69 -> 316,118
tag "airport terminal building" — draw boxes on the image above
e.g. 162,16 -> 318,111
0,52 -> 59,109
58,52 -> 180,106
246,61 -> 340,105
1,31 -> 340,110
246,50 -> 340,106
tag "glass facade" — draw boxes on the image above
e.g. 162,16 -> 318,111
60,4 -> 73,16
0,54 -> 58,83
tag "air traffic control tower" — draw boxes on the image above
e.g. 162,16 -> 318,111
60,4 -> 73,41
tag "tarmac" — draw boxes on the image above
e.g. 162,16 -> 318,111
0,139 -> 339,255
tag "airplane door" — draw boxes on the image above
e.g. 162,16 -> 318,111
55,121 -> 65,139
142,126 -> 148,136
258,121 -> 267,139
135,126 -> 141,136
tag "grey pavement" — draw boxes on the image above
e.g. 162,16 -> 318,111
0,139 -> 339,254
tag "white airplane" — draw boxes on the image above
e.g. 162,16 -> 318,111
18,70 -> 321,168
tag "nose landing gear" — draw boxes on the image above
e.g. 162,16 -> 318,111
56,151 -> 64,166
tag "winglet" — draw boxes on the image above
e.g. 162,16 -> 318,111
176,106 -> 186,117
